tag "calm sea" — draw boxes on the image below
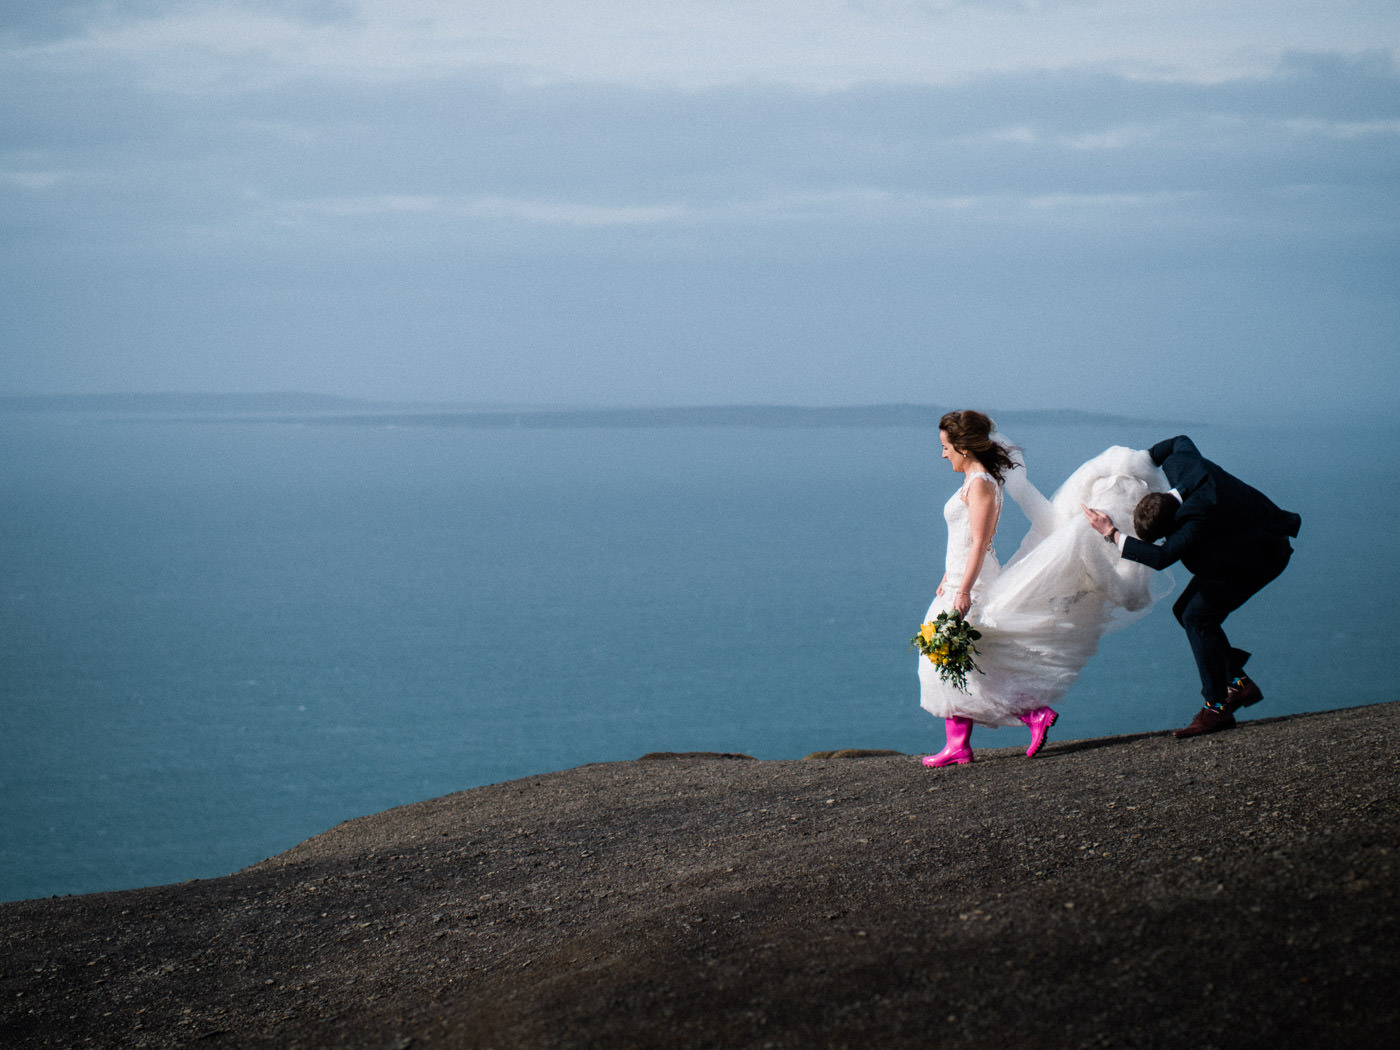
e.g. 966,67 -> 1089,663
1,410 -> 1390,902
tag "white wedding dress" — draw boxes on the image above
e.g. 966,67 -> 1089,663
918,445 -> 1173,727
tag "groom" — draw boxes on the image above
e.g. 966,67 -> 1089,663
1082,435 -> 1301,738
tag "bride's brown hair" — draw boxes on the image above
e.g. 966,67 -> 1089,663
939,410 -> 1020,483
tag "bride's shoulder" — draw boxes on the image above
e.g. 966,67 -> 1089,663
962,471 -> 1001,497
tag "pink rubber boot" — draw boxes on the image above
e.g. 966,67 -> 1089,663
1018,706 -> 1058,758
922,716 -> 974,767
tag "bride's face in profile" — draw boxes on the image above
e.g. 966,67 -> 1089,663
939,430 -> 970,473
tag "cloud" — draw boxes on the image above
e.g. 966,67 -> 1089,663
5,47 -> 1396,254
1060,126 -> 1161,151
461,197 -> 691,227
0,169 -> 72,190
10,0 -> 1398,92
279,193 -> 691,227
1,2 -> 1396,412
1281,117 -> 1400,139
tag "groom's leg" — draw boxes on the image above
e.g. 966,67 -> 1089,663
1221,532 -> 1294,684
1226,537 -> 1293,706
1228,647 -> 1251,678
1174,530 -> 1294,705
1173,536 -> 1294,737
1174,580 -> 1236,707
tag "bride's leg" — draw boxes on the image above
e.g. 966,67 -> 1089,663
923,716 -> 974,767
1018,706 -> 1058,757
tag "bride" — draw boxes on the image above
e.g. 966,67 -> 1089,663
918,410 -> 1171,767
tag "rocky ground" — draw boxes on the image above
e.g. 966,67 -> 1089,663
3,701 -> 1398,1049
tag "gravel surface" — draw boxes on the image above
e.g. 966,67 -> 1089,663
3,702 -> 1397,1049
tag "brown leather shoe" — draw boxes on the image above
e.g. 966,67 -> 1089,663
1226,675 -> 1263,713
1173,706 -> 1236,738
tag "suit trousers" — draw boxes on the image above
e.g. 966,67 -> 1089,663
1172,530 -> 1293,705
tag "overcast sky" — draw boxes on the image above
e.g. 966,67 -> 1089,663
2,1 -> 1397,416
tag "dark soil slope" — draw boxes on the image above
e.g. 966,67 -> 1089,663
4,703 -> 1397,1049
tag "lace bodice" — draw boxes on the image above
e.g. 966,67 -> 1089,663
942,471 -> 1002,588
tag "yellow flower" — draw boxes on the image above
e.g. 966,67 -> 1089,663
912,611 -> 982,692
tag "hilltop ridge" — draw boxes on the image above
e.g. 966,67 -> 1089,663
3,702 -> 1397,1049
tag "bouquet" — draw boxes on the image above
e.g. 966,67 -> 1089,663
910,610 -> 984,692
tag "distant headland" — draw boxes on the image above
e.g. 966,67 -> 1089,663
0,393 -> 1155,429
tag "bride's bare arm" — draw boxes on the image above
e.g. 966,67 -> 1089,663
956,477 -> 998,616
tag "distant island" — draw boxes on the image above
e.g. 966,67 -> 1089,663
0,394 -> 1154,429
0,392 -> 408,415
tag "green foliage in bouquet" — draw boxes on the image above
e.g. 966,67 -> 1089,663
910,610 -> 984,692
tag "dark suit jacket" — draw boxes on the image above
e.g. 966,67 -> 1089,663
1121,436 -> 1301,578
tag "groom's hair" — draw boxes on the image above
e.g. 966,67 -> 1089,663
1133,493 -> 1178,543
